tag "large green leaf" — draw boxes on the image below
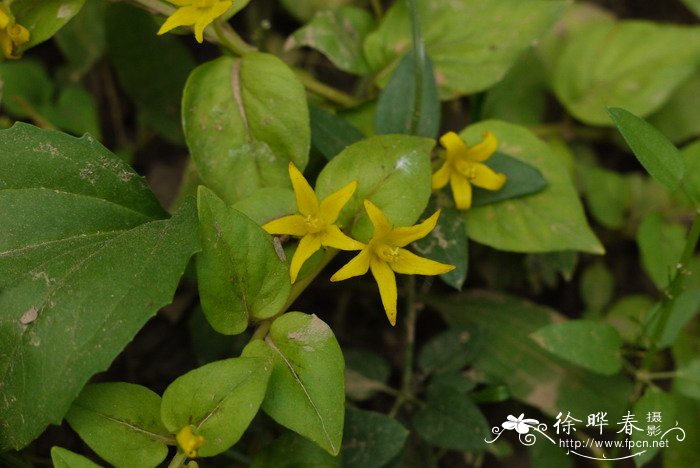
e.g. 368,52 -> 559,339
160,357 -> 272,457
315,134 -> 434,241
342,407 -> 409,468
427,291 -> 633,421
364,0 -> 564,99
105,3 -> 195,143
553,21 -> 700,125
243,312 -> 345,455
530,320 -> 622,375
183,53 -> 309,205
287,8 -> 374,75
197,186 -> 291,334
65,383 -> 170,468
608,107 -> 686,193
0,124 -> 199,450
251,432 -> 340,467
637,213 -> 686,290
462,120 -> 603,254
12,0 -> 85,51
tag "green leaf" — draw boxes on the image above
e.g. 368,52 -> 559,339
315,134 -> 434,241
54,0 -> 107,79
632,388 -> 677,467
609,107 -> 686,192
232,187 -> 297,226
286,8 -> 374,75
342,407 -> 409,468
160,357 -> 272,457
412,386 -> 488,451
251,432 -> 340,468
0,125 -> 199,450
183,53 -> 309,204
682,0 -> 700,17
646,290 -> 700,349
483,52 -> 548,125
605,295 -> 653,344
664,394 -> 700,467
579,261 -> 614,313
51,447 -> 102,468
428,292 -> 633,421
0,60 -> 53,117
344,349 -> 390,401
65,383 -> 170,468
417,326 -> 479,375
461,121 -> 603,254
412,202 -> 468,290
528,438 -> 572,468
681,140 -> 700,205
637,213 -> 686,290
197,186 -> 291,334
375,52 -> 440,138
11,0 -> 85,51
364,0 -> 564,99
243,312 -> 345,455
471,153 -> 548,207
105,3 -> 195,143
530,320 -> 622,375
43,85 -> 101,138
676,358 -> 700,401
650,72 -> 700,144
577,162 -> 629,229
554,21 -> 700,125
309,105 -> 364,161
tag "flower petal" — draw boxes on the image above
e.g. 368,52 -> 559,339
319,180 -> 357,224
515,423 -> 531,434
320,225 -> 364,250
364,199 -> 392,236
289,163 -> 319,216
167,0 -> 194,6
391,248 -> 455,275
439,131 -> 468,160
262,214 -> 307,237
289,235 -> 322,283
431,161 -> 451,190
192,1 -> 231,43
471,163 -> 507,191
370,258 -> 398,326
450,173 -> 472,210
157,6 -> 199,35
330,248 -> 371,281
466,131 -> 498,162
502,421 -> 517,431
385,210 -> 440,247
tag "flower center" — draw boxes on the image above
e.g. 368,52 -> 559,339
303,214 -> 323,234
376,244 -> 400,263
455,160 -> 478,181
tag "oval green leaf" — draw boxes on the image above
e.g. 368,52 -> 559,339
160,357 -> 273,457
12,0 -> 85,51
183,53 -> 309,204
197,186 -> 291,334
315,134 -> 434,241
65,383 -> 170,468
243,312 -> 345,455
51,447 -> 102,468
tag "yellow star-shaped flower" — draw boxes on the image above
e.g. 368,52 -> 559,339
331,200 -> 455,326
432,131 -> 506,210
0,5 -> 30,60
263,163 -> 363,283
176,425 -> 204,458
158,0 -> 233,43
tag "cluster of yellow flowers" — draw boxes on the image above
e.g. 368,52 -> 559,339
0,4 -> 29,60
263,132 -> 506,326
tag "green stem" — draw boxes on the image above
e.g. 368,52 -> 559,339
212,20 -> 256,55
370,0 -> 383,18
389,275 -> 418,417
167,452 -> 187,468
641,211 -> 700,370
294,70 -> 360,107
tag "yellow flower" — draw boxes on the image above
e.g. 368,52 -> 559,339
263,163 -> 364,283
331,200 -> 455,326
0,5 -> 30,60
432,131 -> 506,210
176,425 -> 205,458
158,0 -> 233,43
